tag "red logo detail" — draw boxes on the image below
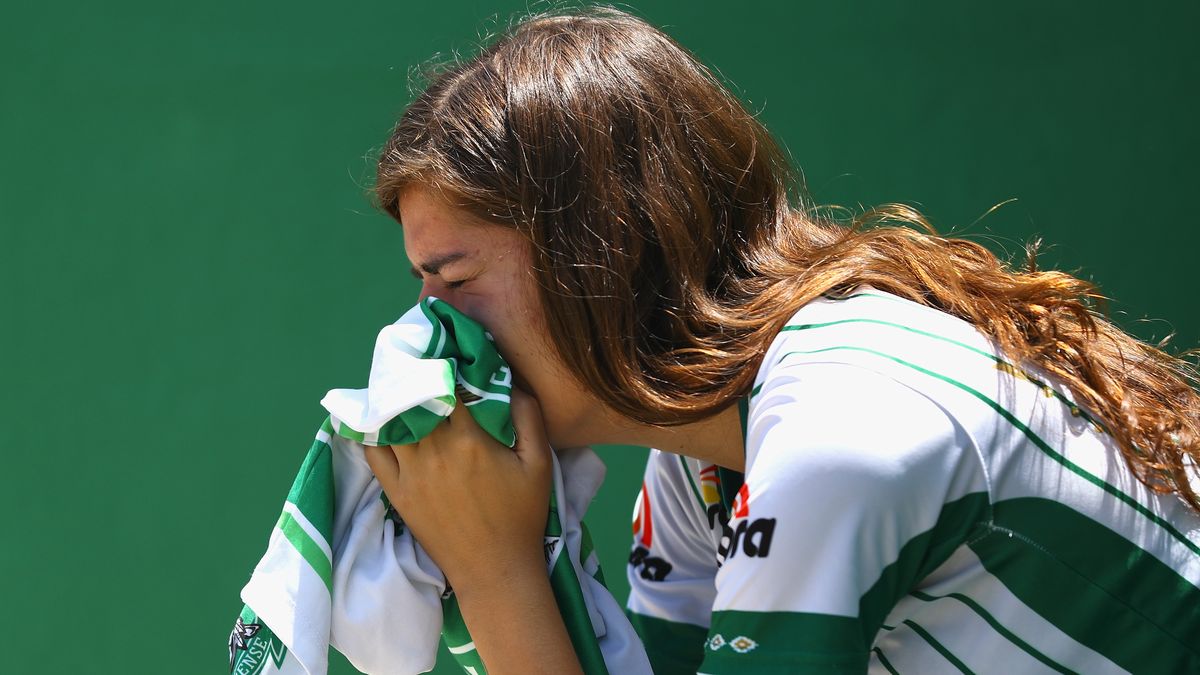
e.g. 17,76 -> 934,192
732,483 -> 750,519
632,482 -> 653,547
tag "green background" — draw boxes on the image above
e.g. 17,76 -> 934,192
2,1 -> 1196,672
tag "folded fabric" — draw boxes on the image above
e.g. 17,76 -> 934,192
230,297 -> 651,675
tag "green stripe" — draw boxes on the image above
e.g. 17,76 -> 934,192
276,510 -> 332,593
909,590 -> 1074,674
579,521 -> 595,564
285,434 -> 334,543
872,647 -> 900,675
678,455 -> 706,511
779,317 -> 1104,430
782,318 -> 991,360
972,497 -> 1200,671
545,491 -> 610,675
700,610 -> 867,673
335,420 -> 364,442
579,522 -> 606,587
969,532 -> 1194,673
775,344 -> 1200,558
902,619 -> 974,674
857,492 -> 991,645
626,612 -> 708,675
374,400 -> 449,445
417,298 -> 444,359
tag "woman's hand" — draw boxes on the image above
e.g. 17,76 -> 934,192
363,388 -> 553,587
364,389 -> 582,675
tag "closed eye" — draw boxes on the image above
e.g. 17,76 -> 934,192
410,266 -> 467,289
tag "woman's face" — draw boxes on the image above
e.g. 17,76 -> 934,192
398,186 -> 604,449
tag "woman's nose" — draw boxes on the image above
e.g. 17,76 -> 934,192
418,281 -> 457,306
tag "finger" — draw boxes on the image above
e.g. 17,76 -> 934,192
364,443 -> 399,479
510,388 -> 551,464
510,388 -> 546,445
387,442 -> 419,465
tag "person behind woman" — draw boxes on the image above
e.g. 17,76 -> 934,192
362,6 -> 1200,674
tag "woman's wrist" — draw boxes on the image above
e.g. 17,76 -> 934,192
452,553 -> 583,675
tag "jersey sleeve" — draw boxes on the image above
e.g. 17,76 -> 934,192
698,360 -> 990,674
626,449 -> 722,675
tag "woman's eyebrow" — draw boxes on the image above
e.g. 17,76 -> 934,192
412,251 -> 469,276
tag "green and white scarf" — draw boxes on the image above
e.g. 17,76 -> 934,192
231,298 -> 649,675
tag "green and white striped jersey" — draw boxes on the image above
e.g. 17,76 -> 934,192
626,289 -> 1200,674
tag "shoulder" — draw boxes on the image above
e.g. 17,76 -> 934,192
727,292 -> 995,574
709,354 -> 992,641
739,359 -> 989,557
746,361 -> 971,483
745,288 -> 1003,485
745,288 -> 994,492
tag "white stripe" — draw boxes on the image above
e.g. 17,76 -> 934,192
447,641 -> 477,655
315,428 -> 332,445
418,397 -> 455,417
871,625 -> 962,675
887,546 -> 1128,674
903,611 -> 1051,674
281,501 -> 333,562
242,543 -> 331,672
334,419 -> 379,447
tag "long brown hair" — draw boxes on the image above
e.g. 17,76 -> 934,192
374,6 -> 1200,511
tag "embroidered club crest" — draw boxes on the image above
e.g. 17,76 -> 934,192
228,616 -> 262,672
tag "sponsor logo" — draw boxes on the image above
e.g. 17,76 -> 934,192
630,482 -> 673,580
732,483 -> 750,519
628,545 -> 673,581
710,483 -> 777,564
